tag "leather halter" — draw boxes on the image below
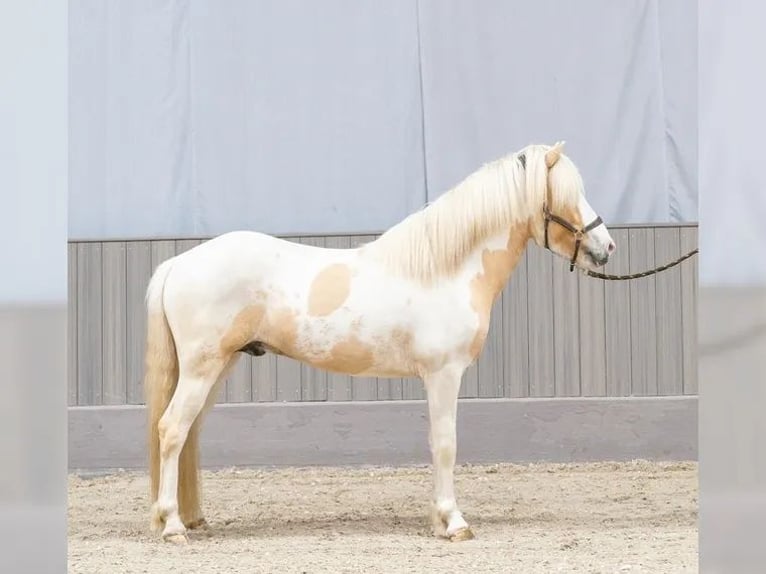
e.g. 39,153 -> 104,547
544,206 -> 603,272
518,151 -> 603,272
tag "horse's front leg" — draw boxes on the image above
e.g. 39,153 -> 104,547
424,365 -> 474,542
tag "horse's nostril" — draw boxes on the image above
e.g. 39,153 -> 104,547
607,241 -> 616,254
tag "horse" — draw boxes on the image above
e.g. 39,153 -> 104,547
143,141 -> 616,544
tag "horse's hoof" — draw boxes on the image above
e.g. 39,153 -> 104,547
163,532 -> 189,544
431,518 -> 447,538
150,508 -> 165,533
448,527 -> 475,542
150,518 -> 163,533
185,517 -> 208,530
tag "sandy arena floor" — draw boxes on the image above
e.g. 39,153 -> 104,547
68,460 -> 697,573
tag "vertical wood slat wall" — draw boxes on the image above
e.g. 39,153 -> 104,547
68,224 -> 698,406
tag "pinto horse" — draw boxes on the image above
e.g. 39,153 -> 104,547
144,141 -> 616,543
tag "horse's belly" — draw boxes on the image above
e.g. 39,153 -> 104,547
278,304 -> 476,379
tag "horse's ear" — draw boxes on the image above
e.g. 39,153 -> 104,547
544,141 -> 566,169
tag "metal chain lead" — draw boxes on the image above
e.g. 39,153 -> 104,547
584,248 -> 699,281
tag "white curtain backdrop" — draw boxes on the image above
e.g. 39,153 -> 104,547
69,0 -> 698,240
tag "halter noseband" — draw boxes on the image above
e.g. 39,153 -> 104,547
518,151 -> 603,272
543,206 -> 603,272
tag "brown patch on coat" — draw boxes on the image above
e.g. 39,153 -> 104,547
312,334 -> 375,375
307,264 -> 352,316
220,303 -> 267,353
368,326 -> 422,378
263,307 -> 300,358
219,303 -> 299,359
468,228 -> 529,359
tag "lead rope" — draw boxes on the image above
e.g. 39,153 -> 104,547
584,248 -> 699,281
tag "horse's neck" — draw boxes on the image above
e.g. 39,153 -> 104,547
466,223 -> 531,306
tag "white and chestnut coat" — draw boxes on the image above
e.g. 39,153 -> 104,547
143,141 -> 615,544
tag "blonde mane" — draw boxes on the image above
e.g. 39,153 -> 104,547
366,144 -> 584,283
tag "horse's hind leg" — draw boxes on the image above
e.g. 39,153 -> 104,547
152,355 -> 228,543
179,355 -> 237,532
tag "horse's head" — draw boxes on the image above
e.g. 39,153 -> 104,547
528,141 -> 615,272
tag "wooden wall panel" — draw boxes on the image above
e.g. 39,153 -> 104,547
377,376 -> 404,401
654,227 -> 684,395
125,241 -> 151,404
150,240 -> 176,270
578,266 -> 606,397
477,296 -> 504,398
226,355 -> 254,403
604,229 -> 632,396
458,362 -> 478,399
526,243 -> 555,397
628,228 -> 658,395
402,377 -> 426,400
175,240 -> 199,254
502,249 -> 529,398
76,242 -> 102,405
252,349 -> 278,403
101,242 -> 127,404
552,257 -> 581,396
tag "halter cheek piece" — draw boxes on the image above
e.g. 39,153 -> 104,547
518,152 -> 603,272
544,207 -> 603,272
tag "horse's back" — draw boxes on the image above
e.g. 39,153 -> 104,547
174,230 -> 332,274
161,229 -> 357,314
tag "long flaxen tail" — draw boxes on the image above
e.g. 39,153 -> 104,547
144,258 -> 202,529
